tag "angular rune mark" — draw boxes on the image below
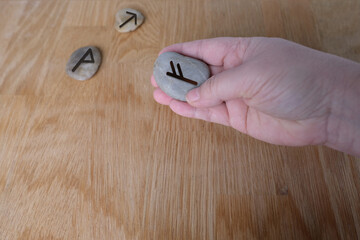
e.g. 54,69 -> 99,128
119,11 -> 137,28
166,61 -> 198,86
72,48 -> 95,72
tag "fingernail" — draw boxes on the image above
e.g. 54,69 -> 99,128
186,88 -> 200,102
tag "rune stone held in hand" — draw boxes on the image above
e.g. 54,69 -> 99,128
115,8 -> 144,33
153,52 -> 210,101
66,46 -> 101,81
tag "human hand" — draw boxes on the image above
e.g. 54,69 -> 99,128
151,37 -> 360,155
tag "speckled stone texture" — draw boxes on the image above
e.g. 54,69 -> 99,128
153,52 -> 210,101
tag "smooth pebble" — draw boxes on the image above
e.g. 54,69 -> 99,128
115,8 -> 144,33
66,46 -> 101,81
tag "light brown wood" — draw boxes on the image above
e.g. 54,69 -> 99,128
0,0 -> 359,239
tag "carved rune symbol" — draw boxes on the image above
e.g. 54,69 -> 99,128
119,11 -> 137,28
72,48 -> 95,72
166,61 -> 198,86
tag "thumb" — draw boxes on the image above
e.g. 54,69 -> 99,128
186,67 -> 244,108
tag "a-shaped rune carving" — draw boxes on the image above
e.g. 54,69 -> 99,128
72,48 -> 95,72
166,61 -> 198,86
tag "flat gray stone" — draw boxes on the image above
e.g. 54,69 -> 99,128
153,52 -> 210,101
115,8 -> 144,33
66,46 -> 101,81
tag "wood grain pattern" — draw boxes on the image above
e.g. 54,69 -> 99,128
0,0 -> 359,239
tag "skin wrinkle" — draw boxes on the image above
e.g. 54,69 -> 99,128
226,100 -> 242,131
212,104 -> 228,126
222,102 -> 231,126
209,66 -> 224,76
244,70 -> 276,104
206,75 -> 220,102
282,120 -> 301,145
291,120 -> 316,145
223,40 -> 243,69
298,70 -> 331,115
244,105 -> 249,135
326,69 -> 350,147
236,38 -> 249,65
324,106 -> 332,147
243,37 -> 263,60
225,101 -> 234,128
297,117 -> 326,145
209,103 -> 229,126
243,61 -> 286,100
219,50 -> 227,69
301,88 -> 330,118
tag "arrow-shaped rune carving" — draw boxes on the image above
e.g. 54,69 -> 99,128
166,61 -> 198,86
119,11 -> 137,28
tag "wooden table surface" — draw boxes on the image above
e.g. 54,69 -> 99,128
0,0 -> 359,239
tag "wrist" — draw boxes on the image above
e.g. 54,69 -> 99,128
326,59 -> 360,157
